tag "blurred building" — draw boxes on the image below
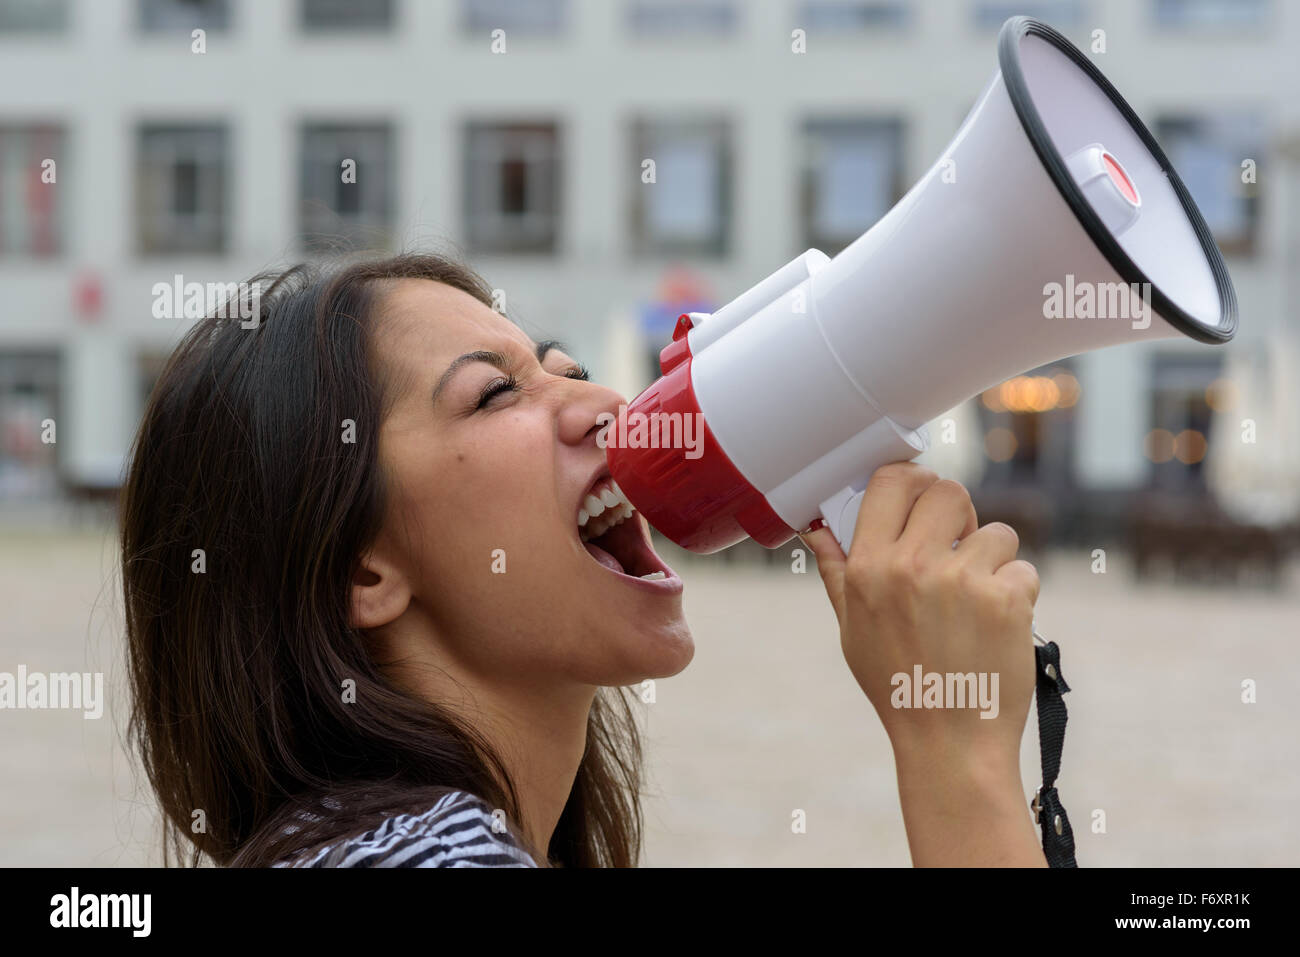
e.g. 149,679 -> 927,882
0,0 -> 1296,549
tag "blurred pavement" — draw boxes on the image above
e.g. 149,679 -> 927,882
2,525 -> 1297,867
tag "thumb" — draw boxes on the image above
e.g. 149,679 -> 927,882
798,521 -> 847,622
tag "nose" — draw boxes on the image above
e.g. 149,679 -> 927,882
558,375 -> 629,449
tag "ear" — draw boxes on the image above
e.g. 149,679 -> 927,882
349,546 -> 412,631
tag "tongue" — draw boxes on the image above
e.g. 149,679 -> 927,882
583,540 -> 626,575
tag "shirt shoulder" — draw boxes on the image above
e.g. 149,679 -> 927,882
273,790 -> 538,868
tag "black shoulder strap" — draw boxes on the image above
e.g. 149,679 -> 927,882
1031,632 -> 1077,867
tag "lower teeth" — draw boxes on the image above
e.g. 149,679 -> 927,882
638,571 -> 666,581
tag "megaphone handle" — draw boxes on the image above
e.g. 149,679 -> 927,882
813,421 -> 931,554
825,486 -> 867,555
1031,621 -> 1077,867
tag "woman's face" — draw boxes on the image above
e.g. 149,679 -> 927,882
360,278 -> 693,688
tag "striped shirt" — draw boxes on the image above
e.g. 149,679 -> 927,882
273,790 -> 539,868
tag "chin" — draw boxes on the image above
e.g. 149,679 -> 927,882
620,614 -> 696,683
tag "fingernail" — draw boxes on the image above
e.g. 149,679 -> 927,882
804,518 -> 825,533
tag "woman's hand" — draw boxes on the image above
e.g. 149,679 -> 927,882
800,462 -> 1046,866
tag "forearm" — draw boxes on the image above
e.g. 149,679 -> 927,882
893,747 -> 1047,867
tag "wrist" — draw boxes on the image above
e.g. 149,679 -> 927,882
891,741 -> 1046,867
892,738 -> 1027,809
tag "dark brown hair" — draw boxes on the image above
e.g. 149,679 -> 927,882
119,251 -> 644,868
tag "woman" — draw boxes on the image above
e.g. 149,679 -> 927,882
120,251 -> 1046,868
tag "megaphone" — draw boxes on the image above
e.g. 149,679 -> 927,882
605,16 -> 1238,555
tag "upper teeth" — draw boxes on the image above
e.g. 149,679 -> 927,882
579,479 -> 635,542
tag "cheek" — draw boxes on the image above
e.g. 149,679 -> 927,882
413,424 -> 571,602
441,425 -> 558,540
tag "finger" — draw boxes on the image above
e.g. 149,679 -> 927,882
899,479 -> 978,553
954,521 -> 1021,574
799,524 -> 846,618
993,558 -> 1040,606
850,462 -> 941,553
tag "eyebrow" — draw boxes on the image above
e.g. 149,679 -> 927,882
431,338 -> 570,408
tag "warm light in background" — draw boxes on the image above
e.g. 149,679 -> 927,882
1005,378 -> 1023,410
1144,428 -> 1176,463
1053,372 -> 1080,408
1143,428 -> 1208,465
1028,376 -> 1060,412
1205,377 -> 1238,412
984,427 -> 1018,462
1175,429 -> 1208,464
982,370 -> 1079,414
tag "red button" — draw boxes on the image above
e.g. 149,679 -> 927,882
1102,152 -> 1138,205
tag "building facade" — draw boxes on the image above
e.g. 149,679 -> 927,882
0,0 -> 1294,543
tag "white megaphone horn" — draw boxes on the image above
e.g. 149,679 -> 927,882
605,16 -> 1238,555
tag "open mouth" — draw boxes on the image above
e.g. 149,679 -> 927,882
577,477 -> 681,589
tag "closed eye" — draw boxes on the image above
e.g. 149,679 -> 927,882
475,362 -> 590,410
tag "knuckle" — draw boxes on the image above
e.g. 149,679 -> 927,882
978,582 -> 1019,624
986,521 -> 1020,550
843,551 -> 872,587
871,461 -> 938,491
1017,560 -> 1041,597
1005,555 -> 1037,580
906,545 -> 933,579
943,560 -> 979,594
933,478 -> 971,502
924,479 -> 973,516
885,548 -> 927,589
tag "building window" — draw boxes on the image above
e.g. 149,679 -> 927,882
972,2 -> 1084,29
139,0 -> 230,32
631,119 -> 730,257
801,117 -> 903,256
1144,354 -> 1221,491
462,0 -> 567,35
1156,114 -> 1263,257
463,122 -> 561,254
626,0 -> 737,37
299,123 -> 395,252
0,125 -> 64,257
977,363 -> 1081,488
301,0 -> 393,31
136,124 -> 228,255
1153,0 -> 1271,29
0,350 -> 60,501
0,0 -> 69,32
794,1 -> 910,31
